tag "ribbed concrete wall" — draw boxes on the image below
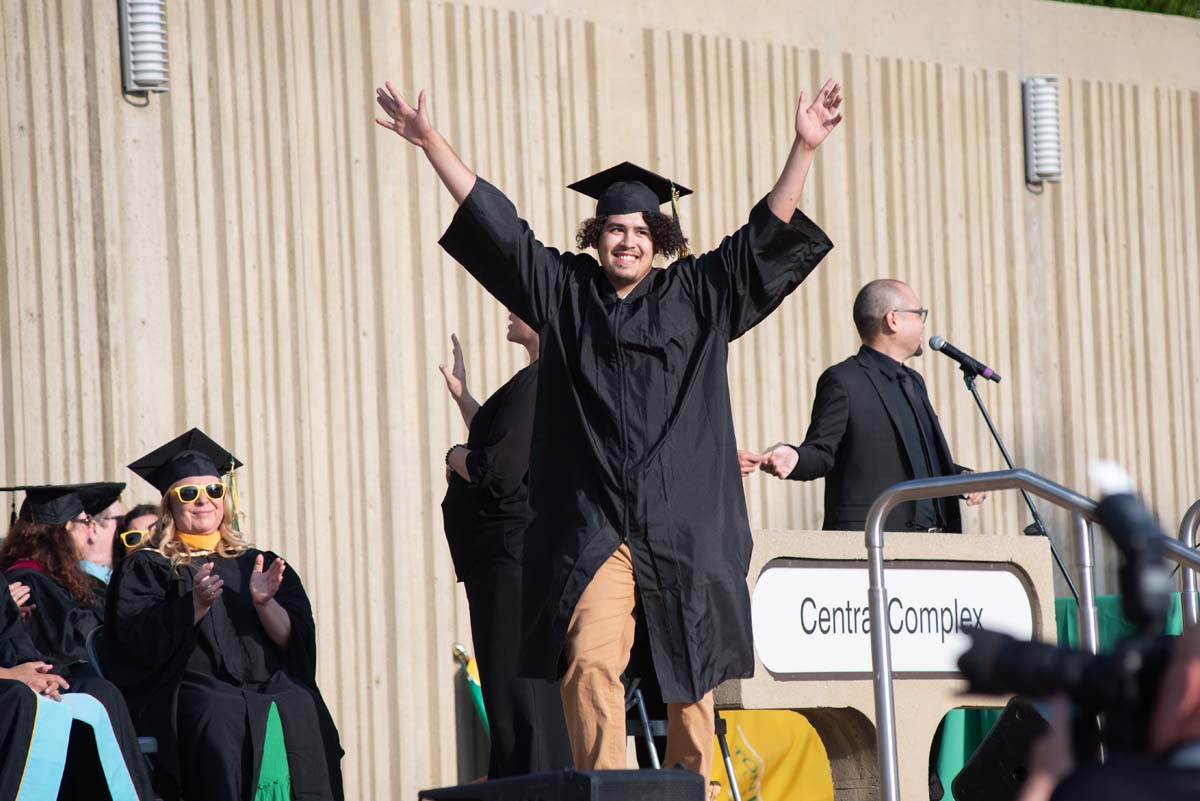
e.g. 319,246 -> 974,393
1,0 -> 1198,798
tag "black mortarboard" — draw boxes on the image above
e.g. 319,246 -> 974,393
568,162 -> 692,218
0,485 -> 87,525
127,428 -> 243,495
71,482 -> 127,515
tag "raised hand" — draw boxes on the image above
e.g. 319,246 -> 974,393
249,554 -> 287,607
375,83 -> 434,148
439,334 -> 468,401
760,443 -> 800,478
0,661 -> 69,700
795,79 -> 844,151
192,562 -> 224,619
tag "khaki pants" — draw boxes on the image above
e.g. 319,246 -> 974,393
559,544 -> 715,779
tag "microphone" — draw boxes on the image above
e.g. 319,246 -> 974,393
929,336 -> 1001,382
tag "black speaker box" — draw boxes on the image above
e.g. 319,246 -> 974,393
418,769 -> 704,801
951,698 -> 1050,801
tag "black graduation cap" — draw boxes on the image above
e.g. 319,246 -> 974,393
568,162 -> 692,218
72,482 -> 127,515
0,485 -> 87,526
127,428 -> 243,495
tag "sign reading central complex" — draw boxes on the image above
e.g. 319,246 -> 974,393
751,563 -> 1035,674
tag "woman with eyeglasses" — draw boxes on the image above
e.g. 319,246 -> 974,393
0,485 -> 156,801
0,482 -> 123,670
105,428 -> 343,801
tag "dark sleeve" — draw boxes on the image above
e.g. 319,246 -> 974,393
264,551 -> 319,685
464,369 -> 536,499
681,196 -> 833,341
438,178 -> 573,330
786,368 -> 850,481
0,578 -> 45,667
6,571 -> 100,667
105,551 -> 196,683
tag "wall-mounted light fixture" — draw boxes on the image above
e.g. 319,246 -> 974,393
1022,76 -> 1061,185
118,0 -> 170,94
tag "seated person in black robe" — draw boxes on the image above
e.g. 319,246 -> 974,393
2,483 -> 124,671
107,428 -> 344,801
0,485 -> 154,801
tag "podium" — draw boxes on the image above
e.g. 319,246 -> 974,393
715,529 -> 1056,801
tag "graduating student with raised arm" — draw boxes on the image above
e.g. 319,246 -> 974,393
376,79 -> 843,785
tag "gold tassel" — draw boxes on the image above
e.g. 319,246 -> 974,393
671,183 -> 690,258
227,461 -> 242,532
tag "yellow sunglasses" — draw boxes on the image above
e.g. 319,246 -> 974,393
170,482 -> 227,504
119,529 -> 150,549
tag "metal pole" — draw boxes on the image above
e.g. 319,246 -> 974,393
1179,500 -> 1200,628
866,504 -> 901,801
1073,511 -> 1100,655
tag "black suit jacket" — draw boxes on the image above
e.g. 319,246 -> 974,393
787,346 -> 965,532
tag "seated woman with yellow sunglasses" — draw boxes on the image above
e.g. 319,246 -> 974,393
105,428 -> 343,801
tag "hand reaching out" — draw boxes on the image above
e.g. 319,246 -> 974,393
760,443 -> 800,478
250,554 -> 287,607
795,79 -> 844,151
737,450 -> 763,477
375,84 -> 434,148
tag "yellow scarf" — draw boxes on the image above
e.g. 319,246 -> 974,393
178,531 -> 221,552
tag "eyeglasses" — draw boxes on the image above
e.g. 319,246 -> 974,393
93,514 -> 121,528
119,529 -> 150,549
170,483 -> 227,504
68,514 -> 96,528
891,307 -> 929,323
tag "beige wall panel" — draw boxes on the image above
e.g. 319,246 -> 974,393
2,1 -> 1200,798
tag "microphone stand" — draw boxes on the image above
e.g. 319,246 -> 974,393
960,366 -> 1080,601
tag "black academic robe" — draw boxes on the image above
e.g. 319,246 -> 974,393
3,566 -> 104,670
0,571 -> 155,801
440,178 -> 832,702
105,548 -> 344,801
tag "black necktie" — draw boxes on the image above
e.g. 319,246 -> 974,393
896,370 -> 944,528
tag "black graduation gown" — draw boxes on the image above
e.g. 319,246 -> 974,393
440,178 -> 833,702
3,566 -> 104,671
2,567 -> 155,801
0,571 -> 155,801
105,547 -> 343,801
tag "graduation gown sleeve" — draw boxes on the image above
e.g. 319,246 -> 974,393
0,585 -> 44,667
3,568 -> 102,668
683,196 -> 833,341
105,550 -> 197,686
438,178 -> 575,329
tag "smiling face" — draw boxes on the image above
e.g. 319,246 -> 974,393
166,474 -> 226,534
596,212 -> 656,295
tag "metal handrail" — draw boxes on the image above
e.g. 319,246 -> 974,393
1179,499 -> 1200,628
865,468 -> 1099,801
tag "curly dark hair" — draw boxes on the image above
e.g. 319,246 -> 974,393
575,211 -> 690,260
1,519 -> 100,607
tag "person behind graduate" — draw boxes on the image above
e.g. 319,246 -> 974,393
0,482 -> 124,673
114,503 -> 158,561
375,77 -> 842,788
105,429 -> 343,801
440,312 -> 574,778
0,487 -> 155,801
